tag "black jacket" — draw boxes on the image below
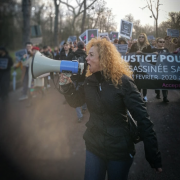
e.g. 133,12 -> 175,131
63,72 -> 162,168
58,49 -> 74,61
152,48 -> 169,53
72,49 -> 87,59
129,43 -> 152,53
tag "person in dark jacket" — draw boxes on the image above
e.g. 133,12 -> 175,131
0,47 -> 13,101
153,37 -> 169,103
59,38 -> 162,180
58,42 -> 74,60
129,33 -> 152,102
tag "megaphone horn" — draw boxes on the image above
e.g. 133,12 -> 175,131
31,51 -> 79,79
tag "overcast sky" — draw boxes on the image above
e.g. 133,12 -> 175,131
105,0 -> 180,30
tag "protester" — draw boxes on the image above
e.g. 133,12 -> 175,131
43,45 -> 53,59
73,41 -> 77,48
42,46 -> 52,88
150,39 -> 156,49
69,42 -> 74,50
127,40 -> 133,53
58,42 -> 74,60
53,46 -> 60,57
0,47 -> 13,101
59,38 -> 162,180
129,33 -> 152,102
118,37 -> 127,44
173,37 -> 180,53
19,42 -> 32,101
164,36 -> 177,53
71,41 -> 87,122
23,46 -> 45,107
47,46 -> 54,58
153,37 -> 169,103
21,48 -> 33,106
113,39 -> 118,44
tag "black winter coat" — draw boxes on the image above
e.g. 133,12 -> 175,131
64,72 -> 162,168
72,49 -> 87,59
129,43 -> 152,53
58,49 -> 74,61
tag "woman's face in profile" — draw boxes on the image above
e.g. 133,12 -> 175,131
86,46 -> 101,73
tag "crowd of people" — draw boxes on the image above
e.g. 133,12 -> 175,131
1,33 -> 180,106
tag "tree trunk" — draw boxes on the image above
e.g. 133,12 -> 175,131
156,19 -> 158,37
54,1 -> 60,46
72,17 -> 76,33
81,0 -> 86,33
22,0 -> 31,47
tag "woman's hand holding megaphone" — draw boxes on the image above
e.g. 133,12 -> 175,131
59,73 -> 73,93
59,73 -> 72,85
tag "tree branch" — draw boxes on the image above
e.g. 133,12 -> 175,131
59,0 -> 74,11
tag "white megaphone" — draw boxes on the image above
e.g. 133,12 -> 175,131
31,51 -> 85,79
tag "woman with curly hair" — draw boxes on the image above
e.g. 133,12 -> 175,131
129,33 -> 152,102
60,38 -> 162,180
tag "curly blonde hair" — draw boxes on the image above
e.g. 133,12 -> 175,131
86,38 -> 133,87
137,33 -> 150,51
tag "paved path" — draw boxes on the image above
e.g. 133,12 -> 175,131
0,86 -> 180,180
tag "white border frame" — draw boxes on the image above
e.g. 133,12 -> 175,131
119,19 -> 133,39
110,31 -> 120,40
167,28 -> 180,37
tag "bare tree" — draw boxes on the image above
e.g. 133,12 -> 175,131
168,12 -> 180,29
22,0 -> 31,47
59,0 -> 97,33
124,14 -> 134,22
146,0 -> 163,37
54,0 -> 60,46
81,0 -> 86,32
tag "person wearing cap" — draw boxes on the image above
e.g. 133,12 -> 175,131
71,41 -> 87,122
0,47 -> 13,101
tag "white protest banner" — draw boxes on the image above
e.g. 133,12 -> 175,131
79,31 -> 87,44
115,44 -> 128,56
15,49 -> 27,62
167,29 -> 179,37
87,29 -> 98,44
99,32 -> 109,38
0,58 -> 8,69
110,32 -> 119,41
120,19 -> 133,39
